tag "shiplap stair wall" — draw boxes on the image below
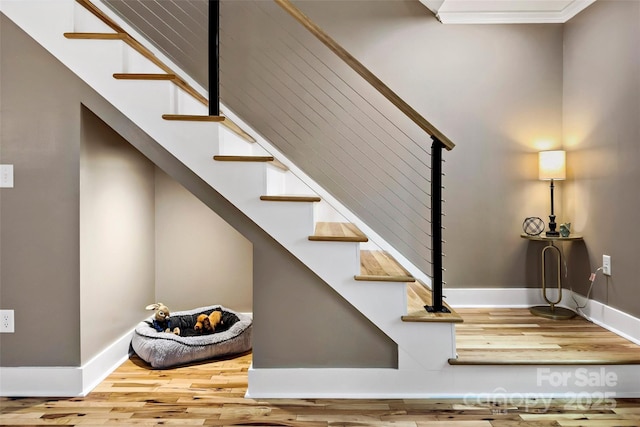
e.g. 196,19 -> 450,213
0,0 -> 464,396
219,1 -> 441,277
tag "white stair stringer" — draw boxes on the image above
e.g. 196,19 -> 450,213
0,0 -> 456,395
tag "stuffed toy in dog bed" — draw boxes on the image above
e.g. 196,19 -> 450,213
132,305 -> 252,368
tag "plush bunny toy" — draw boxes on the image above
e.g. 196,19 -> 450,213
146,303 -> 180,335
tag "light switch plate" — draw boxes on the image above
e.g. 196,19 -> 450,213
0,164 -> 14,188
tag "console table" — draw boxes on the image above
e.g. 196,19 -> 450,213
520,234 -> 584,320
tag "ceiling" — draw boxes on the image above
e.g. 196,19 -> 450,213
420,0 -> 597,24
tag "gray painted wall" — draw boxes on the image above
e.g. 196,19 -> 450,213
562,0 -> 640,317
1,14 -> 82,366
80,107 -> 156,364
155,167 -> 253,313
0,14 -> 396,368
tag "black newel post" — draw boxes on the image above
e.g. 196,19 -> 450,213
425,136 -> 449,313
209,0 -> 220,116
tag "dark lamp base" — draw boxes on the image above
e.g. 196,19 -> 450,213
530,305 -> 576,320
546,231 -> 560,237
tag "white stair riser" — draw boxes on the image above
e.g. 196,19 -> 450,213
206,161 -> 267,204
172,86 -> 209,116
107,79 -> 175,115
73,1 -> 109,33
337,281 -> 407,321
252,201 -> 315,238
284,171 -> 314,195
265,166 -> 287,195
220,127 -> 254,156
315,200 -> 345,223
122,48 -> 165,75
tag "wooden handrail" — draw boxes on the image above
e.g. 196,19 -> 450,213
273,0 -> 454,151
74,0 -> 256,143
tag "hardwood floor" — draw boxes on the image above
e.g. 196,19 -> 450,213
2,352 -> 640,426
453,308 -> 640,365
2,309 -> 640,426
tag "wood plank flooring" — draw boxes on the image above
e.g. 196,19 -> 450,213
453,308 -> 640,365
3,309 -> 640,426
2,351 -> 640,426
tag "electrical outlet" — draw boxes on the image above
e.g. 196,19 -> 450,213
603,255 -> 611,276
0,164 -> 14,188
0,310 -> 15,333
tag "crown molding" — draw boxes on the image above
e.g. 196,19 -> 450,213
420,0 -> 597,24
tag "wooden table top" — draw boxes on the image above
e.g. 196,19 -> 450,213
521,233 -> 584,242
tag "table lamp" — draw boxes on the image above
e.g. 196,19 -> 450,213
539,150 -> 566,237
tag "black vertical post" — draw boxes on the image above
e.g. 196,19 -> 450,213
425,136 -> 449,313
546,179 -> 559,236
209,0 -> 220,116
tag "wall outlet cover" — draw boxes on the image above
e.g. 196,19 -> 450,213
603,255 -> 611,276
0,164 -> 14,188
0,309 -> 15,333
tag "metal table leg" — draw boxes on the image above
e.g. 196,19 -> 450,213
530,242 -> 576,320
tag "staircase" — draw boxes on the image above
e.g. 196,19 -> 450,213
0,0 -> 466,397
6,0 -> 638,401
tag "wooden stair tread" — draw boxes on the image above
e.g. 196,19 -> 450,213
64,32 -> 125,40
114,73 -> 177,80
308,222 -> 368,242
355,250 -> 413,282
213,155 -> 274,162
163,114 -> 225,122
260,195 -> 321,202
402,280 -> 463,323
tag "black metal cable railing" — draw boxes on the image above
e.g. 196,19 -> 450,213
218,0 -> 452,310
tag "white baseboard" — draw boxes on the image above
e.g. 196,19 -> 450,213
0,329 -> 134,397
570,294 -> 640,346
80,329 -> 136,395
445,287 -> 640,345
248,364 -> 640,398
445,287 -> 560,308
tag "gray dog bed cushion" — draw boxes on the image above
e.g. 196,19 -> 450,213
132,305 -> 252,369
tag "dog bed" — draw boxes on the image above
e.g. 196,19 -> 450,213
131,305 -> 252,369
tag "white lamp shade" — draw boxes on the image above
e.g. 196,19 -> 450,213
539,150 -> 566,180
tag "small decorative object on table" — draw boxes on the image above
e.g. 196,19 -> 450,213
559,222 -> 571,237
523,217 -> 545,236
